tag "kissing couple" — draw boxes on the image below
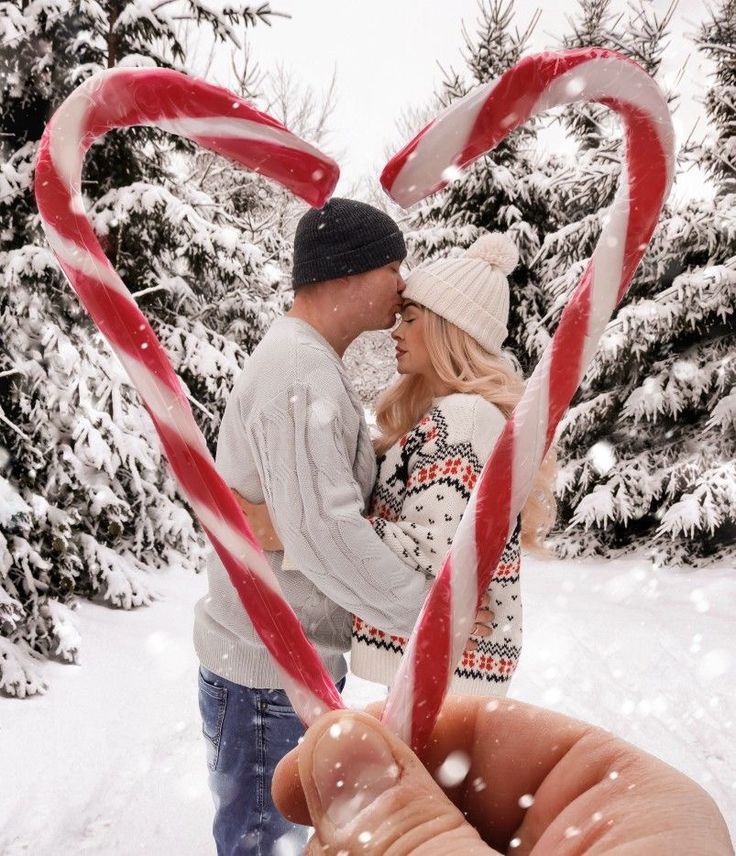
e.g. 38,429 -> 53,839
193,198 -> 556,854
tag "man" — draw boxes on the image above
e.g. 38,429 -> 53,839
193,199 -> 432,854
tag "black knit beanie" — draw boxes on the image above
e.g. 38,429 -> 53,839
292,198 -> 407,288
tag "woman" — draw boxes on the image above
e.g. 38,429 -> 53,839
239,232 -> 556,696
349,232 -> 555,695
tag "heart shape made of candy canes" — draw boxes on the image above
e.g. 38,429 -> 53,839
34,49 -> 674,749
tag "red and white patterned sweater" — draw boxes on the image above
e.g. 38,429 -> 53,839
350,393 -> 522,696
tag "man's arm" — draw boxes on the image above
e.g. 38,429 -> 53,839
248,383 -> 431,637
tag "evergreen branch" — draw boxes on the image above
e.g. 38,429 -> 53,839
150,0 -> 181,11
698,42 -> 736,57
131,284 -> 172,299
184,390 -> 217,422
0,408 -> 38,451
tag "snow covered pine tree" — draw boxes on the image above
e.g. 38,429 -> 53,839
548,0 -> 736,565
0,1 -> 287,696
405,0 -> 735,564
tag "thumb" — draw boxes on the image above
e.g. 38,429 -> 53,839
292,709 -> 498,855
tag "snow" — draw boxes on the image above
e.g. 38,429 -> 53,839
1,555 -> 734,854
587,440 -> 616,476
710,390 -> 736,430
0,476 -> 30,525
571,482 -> 617,528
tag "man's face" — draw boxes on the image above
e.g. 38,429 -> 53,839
349,261 -> 406,332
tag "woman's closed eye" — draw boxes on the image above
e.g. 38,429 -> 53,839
400,301 -> 420,323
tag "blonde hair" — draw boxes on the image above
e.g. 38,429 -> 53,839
374,308 -> 557,553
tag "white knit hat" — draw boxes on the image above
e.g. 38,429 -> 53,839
403,232 -> 518,354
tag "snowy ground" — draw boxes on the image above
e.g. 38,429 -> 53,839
1,555 -> 734,855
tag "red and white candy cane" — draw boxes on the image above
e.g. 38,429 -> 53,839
381,48 -> 675,750
34,67 -> 344,724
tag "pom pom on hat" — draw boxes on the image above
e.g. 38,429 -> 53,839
403,230 -> 518,354
465,232 -> 519,275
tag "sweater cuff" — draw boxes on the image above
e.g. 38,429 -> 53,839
350,638 -> 403,687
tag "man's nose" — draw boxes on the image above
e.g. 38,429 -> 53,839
397,275 -> 406,293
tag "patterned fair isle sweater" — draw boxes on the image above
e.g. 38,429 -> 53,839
350,393 -> 522,696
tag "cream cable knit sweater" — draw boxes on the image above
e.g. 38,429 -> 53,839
193,317 -> 431,689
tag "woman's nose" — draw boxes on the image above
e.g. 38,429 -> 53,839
391,323 -> 403,341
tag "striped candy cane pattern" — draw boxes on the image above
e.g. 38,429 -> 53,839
381,48 -> 675,750
34,67 -> 344,725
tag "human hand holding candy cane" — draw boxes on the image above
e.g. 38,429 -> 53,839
35,48 -> 674,751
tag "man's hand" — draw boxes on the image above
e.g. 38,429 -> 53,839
272,698 -> 733,855
232,490 -> 284,552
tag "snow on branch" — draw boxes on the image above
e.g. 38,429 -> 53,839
657,461 -> 736,539
623,338 -> 734,424
585,260 -> 736,386
0,637 -> 48,698
79,534 -> 159,610
708,387 -> 736,431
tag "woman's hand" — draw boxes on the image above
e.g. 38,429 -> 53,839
465,592 -> 495,653
232,490 -> 284,552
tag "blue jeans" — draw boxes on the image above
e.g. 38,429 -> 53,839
198,665 -> 345,855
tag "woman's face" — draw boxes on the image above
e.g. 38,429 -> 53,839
392,301 -> 435,380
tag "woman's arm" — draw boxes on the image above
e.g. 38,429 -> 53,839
369,398 -> 509,642
371,399 -> 507,577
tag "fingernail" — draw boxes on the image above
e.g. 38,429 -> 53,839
312,716 -> 401,828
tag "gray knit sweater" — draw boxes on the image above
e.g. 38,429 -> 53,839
193,317 -> 431,688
